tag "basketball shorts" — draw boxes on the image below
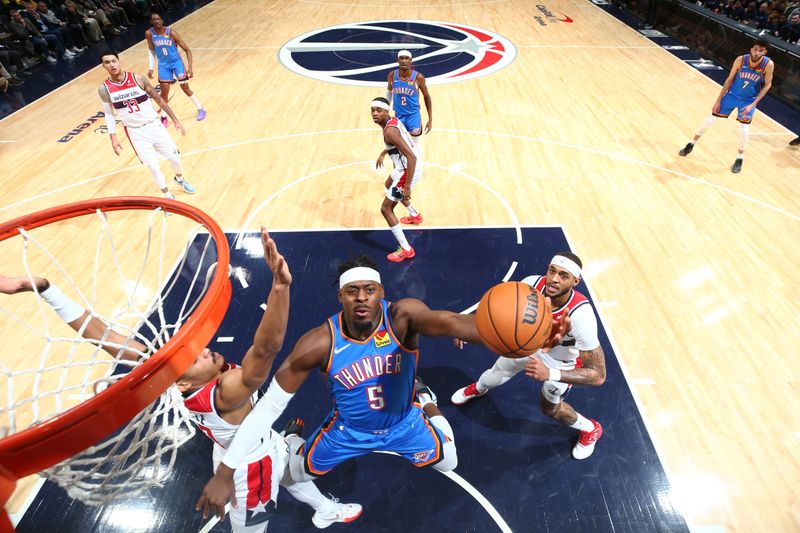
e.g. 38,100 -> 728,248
715,93 -> 758,123
124,119 -> 179,167
396,112 -> 422,136
302,405 -> 446,476
157,59 -> 188,84
537,354 -> 582,404
211,430 -> 287,533
386,166 -> 423,202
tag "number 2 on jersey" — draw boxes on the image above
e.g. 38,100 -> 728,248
367,385 -> 385,410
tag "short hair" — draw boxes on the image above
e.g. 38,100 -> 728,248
150,11 -> 162,18
372,96 -> 390,106
754,37 -> 769,49
334,254 -> 379,286
99,50 -> 119,62
553,251 -> 582,269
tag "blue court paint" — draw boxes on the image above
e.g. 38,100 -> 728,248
16,228 -> 687,532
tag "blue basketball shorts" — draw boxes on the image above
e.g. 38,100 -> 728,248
302,405 -> 446,476
158,59 -> 188,84
715,92 -> 758,123
397,112 -> 422,136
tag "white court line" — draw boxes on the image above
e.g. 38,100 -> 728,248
501,261 -> 519,282
216,336 -> 234,342
9,477 -> 45,527
235,267 -> 249,289
197,502 -> 231,533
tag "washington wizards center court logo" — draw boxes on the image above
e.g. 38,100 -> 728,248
278,20 -> 516,86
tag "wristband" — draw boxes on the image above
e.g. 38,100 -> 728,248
548,368 -> 562,382
40,283 -> 85,323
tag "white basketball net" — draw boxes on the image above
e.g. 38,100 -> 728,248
0,205 -> 223,505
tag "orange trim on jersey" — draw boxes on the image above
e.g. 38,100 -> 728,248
304,411 -> 340,476
323,319 -> 335,374
413,408 -> 443,468
335,310 -> 384,345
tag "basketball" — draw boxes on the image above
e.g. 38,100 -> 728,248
475,281 -> 553,358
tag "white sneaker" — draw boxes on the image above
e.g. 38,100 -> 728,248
46,55 -> 58,64
311,500 -> 362,529
572,420 -> 603,460
71,46 -> 83,53
450,382 -> 487,406
64,50 -> 76,58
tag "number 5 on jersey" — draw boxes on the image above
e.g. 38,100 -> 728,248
367,385 -> 385,410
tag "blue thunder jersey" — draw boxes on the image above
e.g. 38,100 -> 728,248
325,299 -> 418,431
391,70 -> 420,117
151,27 -> 181,63
729,54 -> 769,99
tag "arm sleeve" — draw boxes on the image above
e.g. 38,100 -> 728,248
148,48 -> 155,71
102,102 -> 116,135
220,378 -> 294,469
569,304 -> 600,351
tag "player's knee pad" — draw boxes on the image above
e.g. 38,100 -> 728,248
433,439 -> 458,472
288,450 -> 317,484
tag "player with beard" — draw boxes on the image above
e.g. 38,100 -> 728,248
450,252 -> 607,460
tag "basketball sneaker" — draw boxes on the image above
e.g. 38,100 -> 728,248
731,158 -> 743,173
414,376 -> 437,406
387,246 -> 415,262
572,419 -> 602,460
197,108 -> 207,121
281,417 -> 304,437
311,498 -> 363,529
450,382 -> 487,406
678,142 -> 694,156
174,176 -> 197,194
400,213 -> 423,225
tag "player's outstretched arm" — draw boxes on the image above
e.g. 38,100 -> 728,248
215,228 -> 291,411
137,73 -> 185,134
397,298 -> 484,344
196,326 -> 329,518
0,275 -> 143,360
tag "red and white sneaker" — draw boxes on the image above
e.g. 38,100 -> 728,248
400,213 -> 423,225
450,382 -> 487,406
572,419 -> 602,460
312,499 -> 363,529
387,246 -> 415,262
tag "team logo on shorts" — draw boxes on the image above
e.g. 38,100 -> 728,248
278,20 -> 516,86
412,449 -> 435,463
374,330 -> 391,348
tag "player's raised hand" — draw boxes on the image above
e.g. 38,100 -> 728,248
261,226 -> 291,287
196,469 -> 237,519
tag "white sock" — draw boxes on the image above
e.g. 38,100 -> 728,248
190,94 -> 202,110
283,480 -> 336,514
738,123 -> 749,152
569,413 -> 595,432
389,224 -> 410,251
406,204 -> 419,217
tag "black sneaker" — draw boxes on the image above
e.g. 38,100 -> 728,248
731,158 -> 743,173
414,376 -> 438,406
790,136 -> 800,146
678,142 -> 694,156
282,417 -> 305,437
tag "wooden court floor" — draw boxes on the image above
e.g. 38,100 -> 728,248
1,0 -> 799,531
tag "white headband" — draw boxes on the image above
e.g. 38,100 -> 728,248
339,267 -> 382,288
550,255 -> 582,278
398,50 -> 412,59
371,99 -> 390,111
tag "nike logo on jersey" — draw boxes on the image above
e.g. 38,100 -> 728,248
334,345 -> 350,354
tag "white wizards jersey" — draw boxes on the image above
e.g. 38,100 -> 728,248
521,275 -> 600,370
102,72 -> 158,127
384,116 -> 421,172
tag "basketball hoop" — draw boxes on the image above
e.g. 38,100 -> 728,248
0,197 -> 231,527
